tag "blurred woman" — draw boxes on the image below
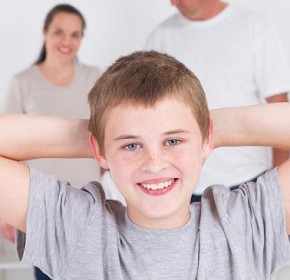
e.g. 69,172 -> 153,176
0,4 -> 102,280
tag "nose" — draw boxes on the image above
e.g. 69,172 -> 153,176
61,34 -> 72,45
140,150 -> 169,173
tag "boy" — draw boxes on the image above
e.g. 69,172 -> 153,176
0,51 -> 289,279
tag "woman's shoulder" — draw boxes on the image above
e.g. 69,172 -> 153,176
13,65 -> 38,82
76,62 -> 102,79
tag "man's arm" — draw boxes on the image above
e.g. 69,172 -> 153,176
0,115 -> 92,232
212,102 -> 290,234
267,93 -> 289,166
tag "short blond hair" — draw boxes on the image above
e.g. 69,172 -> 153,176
88,51 -> 209,152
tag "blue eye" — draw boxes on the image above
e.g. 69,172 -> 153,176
123,143 -> 140,151
166,139 -> 181,146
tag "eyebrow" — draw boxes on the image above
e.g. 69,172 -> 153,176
113,129 -> 189,141
52,26 -> 82,33
113,135 -> 139,141
164,129 -> 189,135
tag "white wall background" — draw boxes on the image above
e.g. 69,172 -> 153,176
1,0 -> 290,104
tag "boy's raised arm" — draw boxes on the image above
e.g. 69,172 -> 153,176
212,103 -> 290,234
0,115 -> 92,232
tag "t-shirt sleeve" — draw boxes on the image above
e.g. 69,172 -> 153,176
220,169 -> 290,276
253,25 -> 290,98
16,167 -> 105,278
0,76 -> 24,114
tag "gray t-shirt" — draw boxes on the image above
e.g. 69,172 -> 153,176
17,168 -> 290,279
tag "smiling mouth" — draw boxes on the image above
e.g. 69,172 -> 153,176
137,178 -> 178,195
141,179 -> 174,190
58,47 -> 71,53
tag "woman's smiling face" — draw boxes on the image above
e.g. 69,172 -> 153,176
44,12 -> 83,62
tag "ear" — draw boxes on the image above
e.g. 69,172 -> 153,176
89,132 -> 109,170
202,118 -> 214,161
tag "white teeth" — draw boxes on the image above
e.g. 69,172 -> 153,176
141,180 -> 173,190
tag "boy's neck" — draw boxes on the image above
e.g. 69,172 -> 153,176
127,206 -> 192,230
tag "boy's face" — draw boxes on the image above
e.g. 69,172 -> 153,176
92,97 -> 212,229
